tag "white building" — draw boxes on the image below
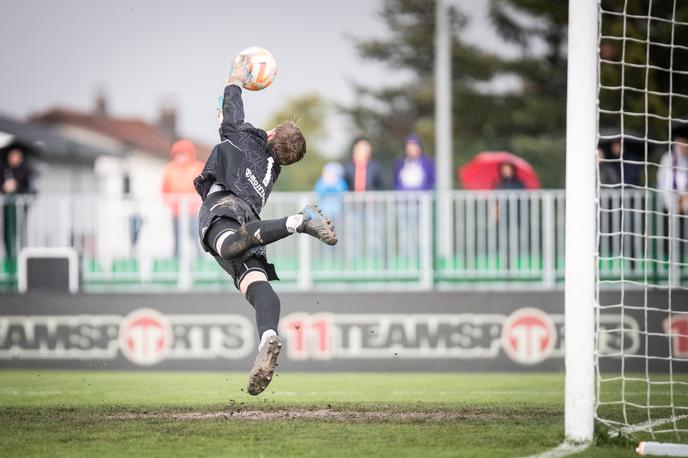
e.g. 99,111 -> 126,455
26,97 -> 210,263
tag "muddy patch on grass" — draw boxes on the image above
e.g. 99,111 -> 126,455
107,409 -> 509,422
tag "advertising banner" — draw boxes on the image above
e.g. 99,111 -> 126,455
0,290 -> 685,372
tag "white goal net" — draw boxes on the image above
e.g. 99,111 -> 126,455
595,0 -> 688,441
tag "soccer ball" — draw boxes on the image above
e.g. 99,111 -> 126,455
239,47 -> 277,91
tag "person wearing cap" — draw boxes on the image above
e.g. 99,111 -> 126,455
162,139 -> 205,257
394,134 -> 435,191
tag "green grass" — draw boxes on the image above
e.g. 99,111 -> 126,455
0,371 -> 678,457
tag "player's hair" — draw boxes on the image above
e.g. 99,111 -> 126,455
270,122 -> 306,165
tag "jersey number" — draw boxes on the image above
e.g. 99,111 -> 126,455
262,157 -> 274,187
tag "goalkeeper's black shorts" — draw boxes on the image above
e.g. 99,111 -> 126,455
198,190 -> 278,289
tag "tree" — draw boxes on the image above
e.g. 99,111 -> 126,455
267,94 -> 329,192
343,0 -> 509,182
348,1 -> 688,189
344,0 -> 573,188
597,0 -> 688,147
487,0 -> 569,188
492,0 -> 688,185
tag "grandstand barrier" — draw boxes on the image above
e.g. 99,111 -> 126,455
0,190 -> 685,291
0,290 -> 685,372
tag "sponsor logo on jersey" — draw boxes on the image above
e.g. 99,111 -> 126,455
245,167 -> 266,206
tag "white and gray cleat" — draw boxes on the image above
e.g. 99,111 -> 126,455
297,203 -> 338,245
247,335 -> 282,396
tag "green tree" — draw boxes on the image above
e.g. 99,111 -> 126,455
343,0 -> 509,181
267,94 -> 329,191
349,0 -> 688,189
488,0 -> 688,186
344,0 -> 572,187
597,0 -> 688,147
493,0 -> 688,185
487,0 -> 569,188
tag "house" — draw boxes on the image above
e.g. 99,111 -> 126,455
0,113 -> 112,194
28,95 -> 212,261
31,93 -> 211,200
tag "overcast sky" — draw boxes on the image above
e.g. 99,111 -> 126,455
0,0 -> 513,156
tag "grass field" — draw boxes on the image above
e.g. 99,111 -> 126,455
0,370 -> 680,457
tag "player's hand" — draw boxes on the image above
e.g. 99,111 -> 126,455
227,54 -> 250,87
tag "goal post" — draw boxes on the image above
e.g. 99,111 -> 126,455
567,0 -> 688,446
565,0 -> 598,444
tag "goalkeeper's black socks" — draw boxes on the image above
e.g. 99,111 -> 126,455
211,217 -> 292,259
245,280 -> 281,340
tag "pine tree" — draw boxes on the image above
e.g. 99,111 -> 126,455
486,0 -> 569,187
347,0 -> 688,188
598,0 -> 688,149
343,0 -> 508,184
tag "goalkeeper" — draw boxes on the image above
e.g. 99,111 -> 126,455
194,54 -> 337,395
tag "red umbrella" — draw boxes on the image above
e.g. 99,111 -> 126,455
458,151 -> 541,190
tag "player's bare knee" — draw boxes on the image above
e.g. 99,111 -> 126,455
239,271 -> 269,295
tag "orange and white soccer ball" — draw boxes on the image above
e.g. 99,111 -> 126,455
239,47 -> 277,91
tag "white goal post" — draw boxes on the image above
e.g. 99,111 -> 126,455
565,0 -> 598,444
567,0 -> 688,446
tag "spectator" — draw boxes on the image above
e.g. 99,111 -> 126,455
597,147 -> 619,185
597,133 -> 644,266
597,133 -> 643,186
658,124 -> 688,215
657,123 -> 688,264
162,139 -> 204,257
343,137 -> 385,192
1,146 -> 34,263
394,134 -> 435,191
495,162 -> 525,190
343,137 -> 384,264
494,162 -> 525,268
314,162 -> 348,221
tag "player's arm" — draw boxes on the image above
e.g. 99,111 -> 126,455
219,55 -> 250,140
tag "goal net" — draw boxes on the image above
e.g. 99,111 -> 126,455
595,0 -> 688,441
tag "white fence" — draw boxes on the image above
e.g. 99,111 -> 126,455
0,190 -> 684,291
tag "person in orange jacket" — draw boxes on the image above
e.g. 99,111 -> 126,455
162,139 -> 205,257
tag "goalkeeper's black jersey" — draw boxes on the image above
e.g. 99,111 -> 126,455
194,84 -> 281,217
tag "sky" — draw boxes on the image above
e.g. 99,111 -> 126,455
0,0 -> 515,157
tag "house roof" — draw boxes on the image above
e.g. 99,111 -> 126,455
31,107 -> 212,161
0,113 -> 112,161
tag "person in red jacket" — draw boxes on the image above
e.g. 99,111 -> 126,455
162,139 -> 205,257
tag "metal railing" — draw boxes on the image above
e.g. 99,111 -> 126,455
435,190 -> 565,288
0,190 -> 685,291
